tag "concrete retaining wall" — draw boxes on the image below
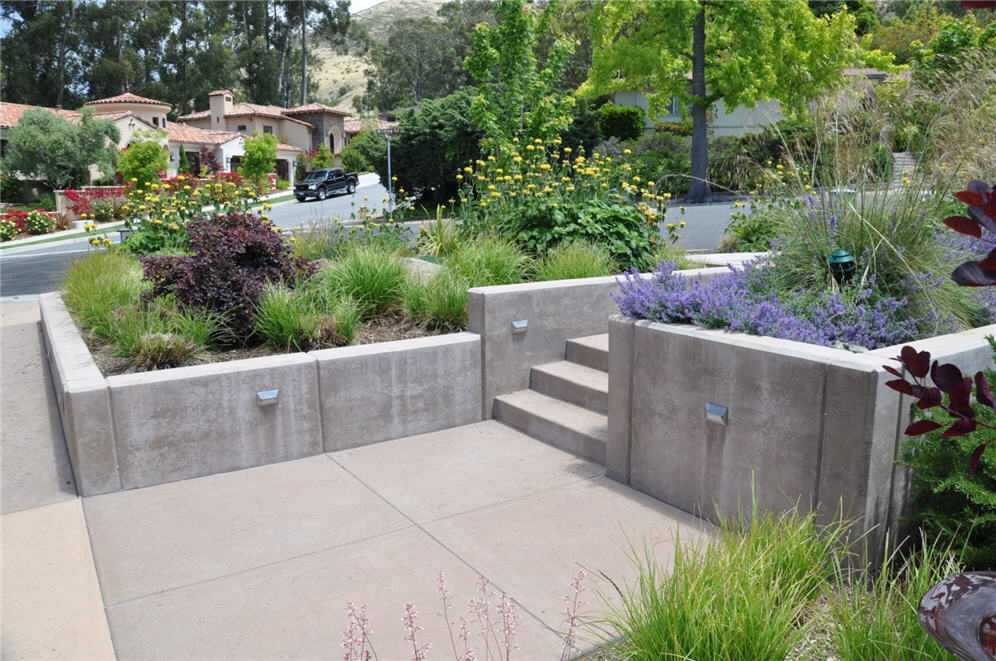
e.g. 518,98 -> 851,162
467,268 -> 727,418
41,293 -> 482,495
314,333 -> 482,452
608,315 -> 996,553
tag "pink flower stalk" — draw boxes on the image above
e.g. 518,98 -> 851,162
560,570 -> 587,661
342,601 -> 377,661
437,571 -> 460,659
402,602 -> 431,661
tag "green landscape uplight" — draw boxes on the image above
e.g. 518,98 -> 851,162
828,249 -> 856,283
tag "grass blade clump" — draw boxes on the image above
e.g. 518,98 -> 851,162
444,235 -> 529,287
598,499 -> 852,661
62,250 -> 145,341
829,533 -> 962,661
254,284 -> 320,352
532,242 -> 617,281
401,271 -> 468,331
324,244 -> 406,319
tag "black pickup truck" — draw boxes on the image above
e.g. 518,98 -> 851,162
295,168 -> 359,201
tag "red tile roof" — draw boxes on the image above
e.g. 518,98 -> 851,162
0,102 -> 80,128
344,117 -> 399,135
91,110 -> 159,129
178,103 -> 316,128
208,90 -> 234,97
284,103 -> 351,116
84,92 -> 171,108
166,122 -> 241,145
276,142 -> 304,152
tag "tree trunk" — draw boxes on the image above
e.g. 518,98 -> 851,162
300,0 -> 307,106
279,26 -> 289,105
180,0 -> 188,116
55,1 -> 74,108
688,3 -> 710,203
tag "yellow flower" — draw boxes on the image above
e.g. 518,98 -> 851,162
392,176 -> 398,182
289,236 -> 296,243
130,178 -> 138,183
623,149 -> 632,155
664,193 -> 672,199
680,221 -> 686,227
565,186 -> 575,192
513,156 -> 522,164
139,205 -> 147,211
563,147 -> 572,153
456,174 -> 464,181
526,145 -> 535,151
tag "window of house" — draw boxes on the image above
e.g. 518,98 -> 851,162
0,139 -> 7,158
263,125 -> 274,134
237,124 -> 247,132
669,97 -> 681,115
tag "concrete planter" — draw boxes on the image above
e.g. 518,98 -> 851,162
607,315 -> 996,553
39,293 -> 482,495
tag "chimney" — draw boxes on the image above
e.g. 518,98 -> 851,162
208,90 -> 233,128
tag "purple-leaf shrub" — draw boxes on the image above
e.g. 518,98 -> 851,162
884,346 -> 994,477
142,212 -> 314,339
946,180 -> 996,286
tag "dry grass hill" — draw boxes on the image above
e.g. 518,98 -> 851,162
312,0 -> 447,113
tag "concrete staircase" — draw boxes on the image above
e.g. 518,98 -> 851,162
493,334 -> 609,464
891,151 -> 917,186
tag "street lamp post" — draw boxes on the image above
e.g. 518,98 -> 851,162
377,127 -> 400,216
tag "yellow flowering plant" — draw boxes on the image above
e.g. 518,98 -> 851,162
457,139 -> 679,268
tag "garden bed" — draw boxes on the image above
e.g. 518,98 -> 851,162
606,315 -> 996,558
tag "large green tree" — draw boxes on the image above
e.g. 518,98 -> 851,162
465,0 -> 576,150
1,108 -> 119,189
582,0 -> 858,202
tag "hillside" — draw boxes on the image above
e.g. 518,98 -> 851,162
311,0 -> 447,113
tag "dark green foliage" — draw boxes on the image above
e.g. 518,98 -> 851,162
900,366 -> 996,570
0,174 -> 24,204
559,97 -> 604,156
141,212 -> 313,339
341,130 -> 386,174
598,104 -> 644,142
374,88 -> 484,206
598,133 -> 691,196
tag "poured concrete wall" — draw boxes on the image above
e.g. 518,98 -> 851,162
105,354 -> 322,490
314,333 -> 482,452
467,268 -> 726,418
608,315 -> 996,553
41,294 -> 484,494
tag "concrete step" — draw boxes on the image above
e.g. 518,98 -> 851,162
493,390 -> 607,464
564,334 -> 609,372
530,361 -> 608,415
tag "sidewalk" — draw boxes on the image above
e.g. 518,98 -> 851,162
1,299 -> 710,659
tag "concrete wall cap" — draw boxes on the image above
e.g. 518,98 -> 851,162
105,352 -> 315,387
310,332 -> 479,360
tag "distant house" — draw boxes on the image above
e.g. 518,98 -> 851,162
0,91 -> 305,185
613,68 -> 892,137
343,116 -> 400,146
177,90 -> 351,156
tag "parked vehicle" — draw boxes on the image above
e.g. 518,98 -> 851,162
294,168 -> 358,202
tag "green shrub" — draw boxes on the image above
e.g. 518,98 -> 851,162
598,133 -> 691,196
402,271 -> 468,330
91,201 -> 114,222
0,218 -> 18,241
900,366 -> 996,570
132,333 -> 202,371
38,192 -> 56,212
416,209 -> 461,257
725,203 -> 779,252
63,251 -> 146,343
118,137 -> 169,189
324,245 -> 406,318
276,179 -> 290,191
105,295 -> 220,368
598,104 -> 644,141
0,173 -> 24,203
641,241 -> 696,271
312,145 -> 334,169
341,129 -> 386,174
238,132 -> 279,185
531,241 -> 617,281
444,235 -> 528,287
24,209 -> 55,234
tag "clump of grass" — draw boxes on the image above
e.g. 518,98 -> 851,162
444,235 -> 529,287
640,241 -> 697,271
254,283 -> 362,351
254,285 -> 320,352
531,242 -> 617,281
323,244 -> 406,319
417,207 -> 462,257
132,333 -> 202,371
401,271 -> 468,330
62,250 -> 145,341
828,533 -> 961,661
598,500 -> 850,661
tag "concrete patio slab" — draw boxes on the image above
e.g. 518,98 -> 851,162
331,421 -> 602,523
104,526 -> 566,660
84,455 -> 412,605
1,499 -> 114,660
1,300 -> 76,514
423,475 -> 713,649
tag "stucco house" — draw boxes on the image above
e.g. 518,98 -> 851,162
0,92 -> 305,187
177,90 -> 350,156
